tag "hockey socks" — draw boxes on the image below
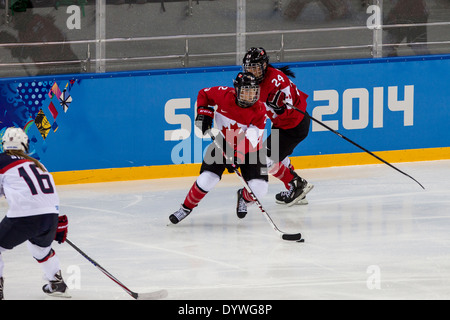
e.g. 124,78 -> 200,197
269,162 -> 296,190
171,172 -> 220,225
170,182 -> 207,225
241,188 -> 255,202
183,182 -> 208,210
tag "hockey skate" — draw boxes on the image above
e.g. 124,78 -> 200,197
0,277 -> 4,300
275,176 -> 314,206
236,188 -> 250,219
42,271 -> 70,298
169,205 -> 192,225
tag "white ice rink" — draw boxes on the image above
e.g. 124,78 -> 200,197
1,160 -> 449,300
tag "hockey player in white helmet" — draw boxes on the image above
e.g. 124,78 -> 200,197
0,127 -> 69,299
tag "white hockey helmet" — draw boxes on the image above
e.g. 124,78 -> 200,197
2,127 -> 29,153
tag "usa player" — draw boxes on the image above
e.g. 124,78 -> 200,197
243,47 -> 313,206
169,72 -> 268,224
0,127 -> 69,299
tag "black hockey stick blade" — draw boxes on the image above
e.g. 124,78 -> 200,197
287,103 -> 425,190
281,233 -> 303,242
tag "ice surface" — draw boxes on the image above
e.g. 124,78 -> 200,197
1,160 -> 449,300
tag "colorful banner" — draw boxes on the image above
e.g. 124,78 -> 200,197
1,55 -> 449,173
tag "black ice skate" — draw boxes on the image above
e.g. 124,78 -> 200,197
169,205 -> 192,224
275,176 -> 314,206
236,188 -> 251,219
42,271 -> 70,298
0,277 -> 4,300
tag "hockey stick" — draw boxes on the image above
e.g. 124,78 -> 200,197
65,238 -> 168,300
208,132 -> 303,242
286,103 -> 425,190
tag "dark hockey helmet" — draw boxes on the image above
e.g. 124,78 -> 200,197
233,72 -> 260,108
242,47 -> 269,83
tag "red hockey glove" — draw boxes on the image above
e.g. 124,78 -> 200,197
195,106 -> 214,135
55,215 -> 68,244
266,90 -> 287,115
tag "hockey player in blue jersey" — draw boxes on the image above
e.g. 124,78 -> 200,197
0,127 -> 69,299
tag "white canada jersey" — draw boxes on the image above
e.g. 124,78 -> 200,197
0,153 -> 59,218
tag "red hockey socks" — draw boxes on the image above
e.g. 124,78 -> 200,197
242,188 -> 255,202
183,182 -> 208,210
269,162 -> 295,190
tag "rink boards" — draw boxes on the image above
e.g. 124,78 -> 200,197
0,54 -> 449,184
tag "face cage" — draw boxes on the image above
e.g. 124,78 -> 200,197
236,85 -> 260,108
243,63 -> 266,83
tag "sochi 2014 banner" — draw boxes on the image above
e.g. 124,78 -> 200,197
0,55 -> 449,173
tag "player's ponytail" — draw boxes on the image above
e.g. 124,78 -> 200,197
278,66 -> 296,78
267,64 -> 296,78
6,150 -> 47,172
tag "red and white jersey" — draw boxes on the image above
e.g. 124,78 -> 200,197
197,86 -> 267,156
0,153 -> 59,218
259,66 -> 309,129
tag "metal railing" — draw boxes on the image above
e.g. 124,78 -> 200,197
1,19 -> 449,75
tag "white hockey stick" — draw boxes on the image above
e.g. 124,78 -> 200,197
66,239 -> 168,300
208,132 -> 304,242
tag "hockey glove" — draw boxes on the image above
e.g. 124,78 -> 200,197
195,106 -> 214,135
55,215 -> 68,244
266,90 -> 287,115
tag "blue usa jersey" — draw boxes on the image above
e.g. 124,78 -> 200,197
0,153 -> 59,218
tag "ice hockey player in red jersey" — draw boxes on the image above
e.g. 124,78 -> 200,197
243,47 -> 313,206
169,72 -> 268,224
0,127 -> 69,299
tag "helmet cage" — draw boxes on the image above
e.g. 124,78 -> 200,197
243,62 -> 266,83
236,84 -> 260,108
242,47 -> 269,83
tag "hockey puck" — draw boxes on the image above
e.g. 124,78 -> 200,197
297,239 -> 305,243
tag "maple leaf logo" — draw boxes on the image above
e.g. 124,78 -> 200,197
222,122 -> 246,148
228,122 -> 242,133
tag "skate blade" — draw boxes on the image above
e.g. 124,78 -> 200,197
276,198 -> 308,205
